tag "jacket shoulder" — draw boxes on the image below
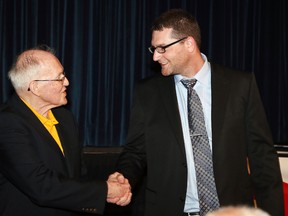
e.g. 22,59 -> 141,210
211,63 -> 254,80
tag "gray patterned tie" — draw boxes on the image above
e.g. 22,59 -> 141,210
181,79 -> 220,216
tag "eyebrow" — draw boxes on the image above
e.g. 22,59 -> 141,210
151,42 -> 166,48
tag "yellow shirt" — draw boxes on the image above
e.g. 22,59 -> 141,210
21,99 -> 64,155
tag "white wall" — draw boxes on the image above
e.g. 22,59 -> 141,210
279,157 -> 288,183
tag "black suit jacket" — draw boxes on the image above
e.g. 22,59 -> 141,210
117,63 -> 284,216
0,94 -> 107,216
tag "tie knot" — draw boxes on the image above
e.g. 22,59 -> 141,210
181,79 -> 197,89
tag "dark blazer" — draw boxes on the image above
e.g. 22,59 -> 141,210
0,94 -> 107,216
117,63 -> 284,216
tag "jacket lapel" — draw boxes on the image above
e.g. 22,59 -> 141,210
8,94 -> 69,172
157,76 -> 186,156
211,64 -> 230,153
54,116 -> 76,178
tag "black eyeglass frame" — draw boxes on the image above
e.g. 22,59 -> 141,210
148,37 -> 188,54
27,72 -> 66,91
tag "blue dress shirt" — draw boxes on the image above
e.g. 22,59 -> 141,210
174,54 -> 212,212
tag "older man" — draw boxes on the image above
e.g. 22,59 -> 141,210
0,45 -> 131,216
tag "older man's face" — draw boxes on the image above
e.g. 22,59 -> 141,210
34,51 -> 69,108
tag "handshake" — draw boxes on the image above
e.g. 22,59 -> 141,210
106,172 -> 132,206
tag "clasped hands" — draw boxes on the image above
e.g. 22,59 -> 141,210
106,172 -> 132,206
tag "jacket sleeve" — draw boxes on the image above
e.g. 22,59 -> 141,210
245,74 -> 284,216
116,83 -> 147,189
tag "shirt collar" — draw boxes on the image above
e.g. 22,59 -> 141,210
20,98 -> 59,127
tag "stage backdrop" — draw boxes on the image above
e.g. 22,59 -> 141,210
0,0 -> 287,147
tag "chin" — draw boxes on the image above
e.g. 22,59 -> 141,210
61,98 -> 68,105
161,70 -> 173,76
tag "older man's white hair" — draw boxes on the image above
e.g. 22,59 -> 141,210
205,206 -> 270,216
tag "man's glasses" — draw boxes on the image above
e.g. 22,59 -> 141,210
148,37 -> 188,54
27,72 -> 66,91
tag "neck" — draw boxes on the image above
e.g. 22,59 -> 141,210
20,94 -> 51,118
182,53 -> 205,78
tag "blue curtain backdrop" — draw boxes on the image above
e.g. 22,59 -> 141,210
0,0 -> 287,146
